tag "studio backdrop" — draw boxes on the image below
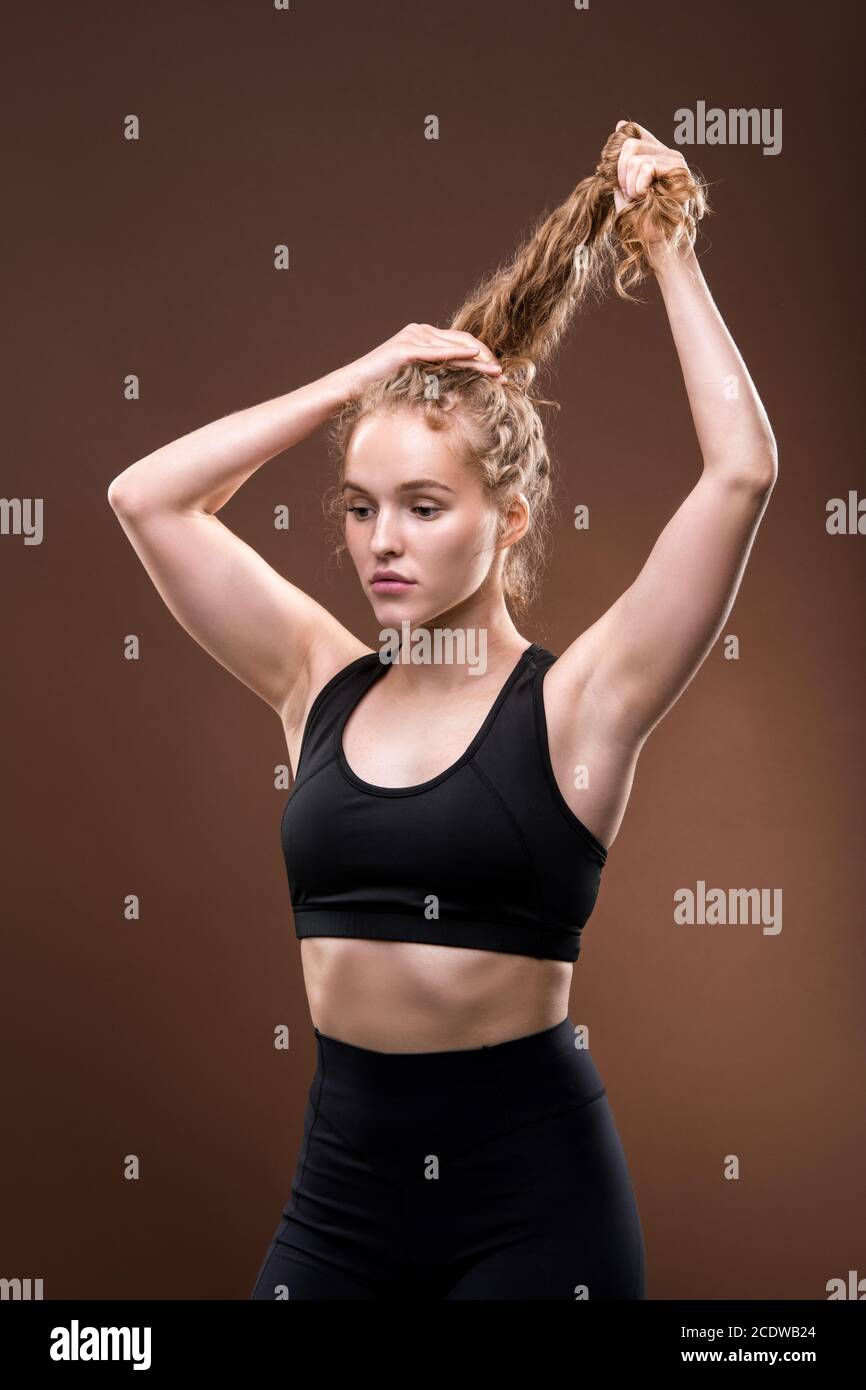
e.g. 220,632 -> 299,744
2,0 -> 863,1302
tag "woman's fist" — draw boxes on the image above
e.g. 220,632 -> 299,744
613,119 -> 693,220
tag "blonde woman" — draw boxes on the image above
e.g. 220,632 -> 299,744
108,119 -> 777,1300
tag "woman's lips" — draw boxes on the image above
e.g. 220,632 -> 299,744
371,578 -> 416,592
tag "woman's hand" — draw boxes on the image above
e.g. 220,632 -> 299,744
339,323 -> 502,399
612,119 -> 693,229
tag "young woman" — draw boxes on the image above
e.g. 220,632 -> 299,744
108,119 -> 777,1300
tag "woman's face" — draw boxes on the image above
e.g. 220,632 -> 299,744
341,409 -> 503,629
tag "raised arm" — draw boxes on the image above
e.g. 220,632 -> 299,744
560,124 -> 778,747
107,326 -> 501,721
107,366 -> 370,720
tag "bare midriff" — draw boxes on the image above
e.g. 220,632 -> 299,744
299,936 -> 573,1053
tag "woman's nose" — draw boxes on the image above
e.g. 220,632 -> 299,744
371,515 -> 402,553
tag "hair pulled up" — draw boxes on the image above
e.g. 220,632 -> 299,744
324,121 -> 710,620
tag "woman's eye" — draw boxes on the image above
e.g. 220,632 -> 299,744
345,504 -> 441,520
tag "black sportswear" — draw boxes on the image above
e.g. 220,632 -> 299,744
280,642 -> 608,963
249,1016 -> 646,1300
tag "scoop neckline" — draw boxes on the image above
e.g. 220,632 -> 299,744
334,643 -> 540,797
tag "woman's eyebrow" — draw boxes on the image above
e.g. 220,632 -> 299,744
341,477 -> 456,494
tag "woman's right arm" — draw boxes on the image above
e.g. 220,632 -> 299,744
107,326 -> 500,724
107,365 -> 368,724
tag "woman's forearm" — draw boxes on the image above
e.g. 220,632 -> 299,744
108,364 -> 358,515
649,243 -> 778,483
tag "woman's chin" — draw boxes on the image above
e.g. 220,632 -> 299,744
369,596 -> 451,634
369,594 -> 421,622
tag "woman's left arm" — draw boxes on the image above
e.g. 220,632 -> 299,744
561,128 -> 778,747
648,239 -> 778,474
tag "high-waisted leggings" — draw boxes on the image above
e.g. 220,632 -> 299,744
249,1015 -> 646,1300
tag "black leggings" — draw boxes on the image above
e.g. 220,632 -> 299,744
249,1016 -> 646,1300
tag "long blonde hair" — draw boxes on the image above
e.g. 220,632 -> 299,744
324,121 -> 710,620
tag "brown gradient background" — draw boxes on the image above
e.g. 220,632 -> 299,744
2,0 -> 863,1301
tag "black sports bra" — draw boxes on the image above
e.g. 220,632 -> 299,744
280,643 -> 608,963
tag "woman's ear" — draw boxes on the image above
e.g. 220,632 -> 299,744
500,491 -> 531,548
